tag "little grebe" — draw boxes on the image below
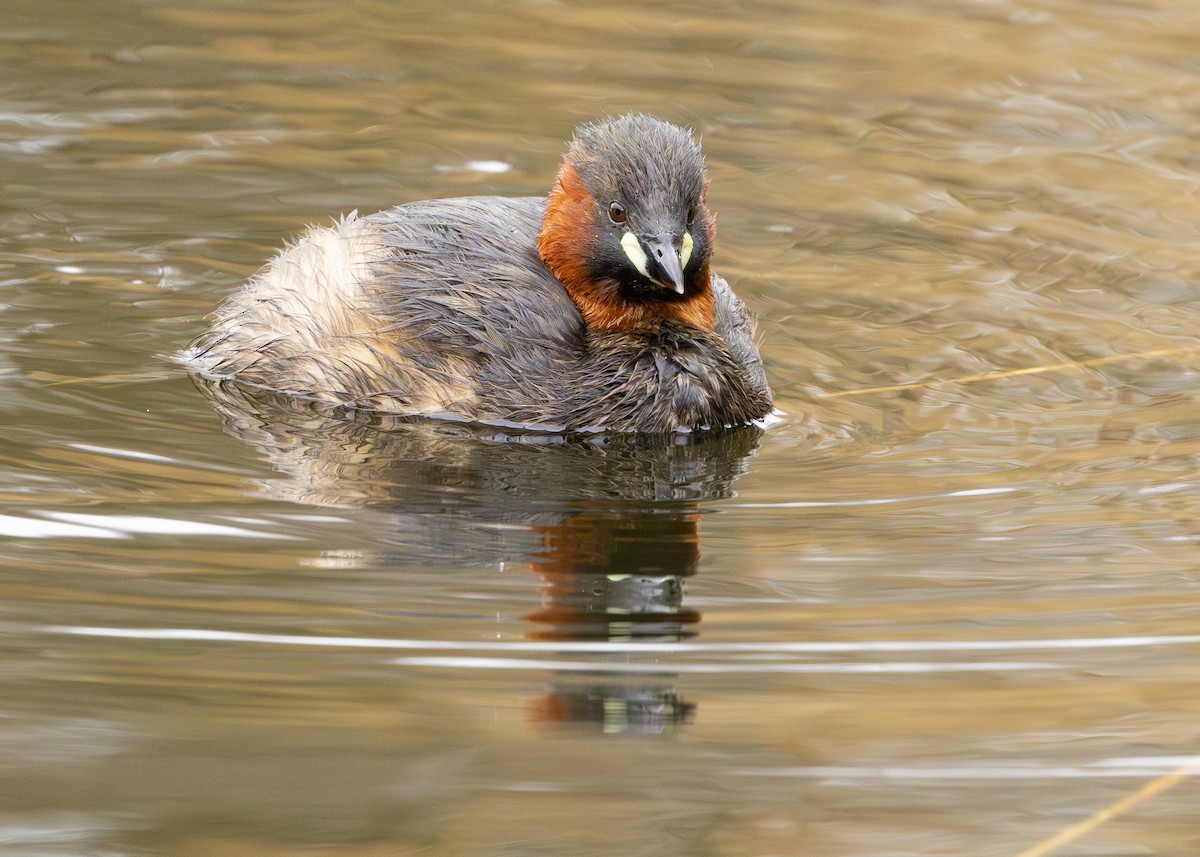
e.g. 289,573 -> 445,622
186,114 -> 772,433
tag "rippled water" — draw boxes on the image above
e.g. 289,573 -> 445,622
4,0 -> 1200,854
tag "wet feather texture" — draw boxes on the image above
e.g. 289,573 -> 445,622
186,115 -> 772,432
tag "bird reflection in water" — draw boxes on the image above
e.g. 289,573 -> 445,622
197,381 -> 762,734
528,509 -> 702,733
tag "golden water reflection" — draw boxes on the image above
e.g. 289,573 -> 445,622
5,0 -> 1200,853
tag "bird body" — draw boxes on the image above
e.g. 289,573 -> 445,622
187,116 -> 772,433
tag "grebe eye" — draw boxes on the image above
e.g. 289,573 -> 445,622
686,206 -> 696,226
608,202 -> 627,224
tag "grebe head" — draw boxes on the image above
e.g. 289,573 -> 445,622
538,114 -> 716,333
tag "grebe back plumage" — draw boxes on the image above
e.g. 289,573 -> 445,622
186,114 -> 772,433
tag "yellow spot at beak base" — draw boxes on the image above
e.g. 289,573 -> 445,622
681,232 -> 693,269
620,231 -> 650,277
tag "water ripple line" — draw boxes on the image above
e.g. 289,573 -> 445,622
389,656 -> 1052,674
734,485 -> 1020,509
737,758 -> 1200,781
42,625 -> 1200,654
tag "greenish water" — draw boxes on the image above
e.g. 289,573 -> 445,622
3,0 -> 1200,854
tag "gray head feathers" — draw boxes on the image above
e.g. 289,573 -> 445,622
566,114 -> 706,225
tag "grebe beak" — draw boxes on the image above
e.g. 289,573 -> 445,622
626,232 -> 686,295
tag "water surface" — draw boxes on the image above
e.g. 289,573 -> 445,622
4,0 -> 1200,854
